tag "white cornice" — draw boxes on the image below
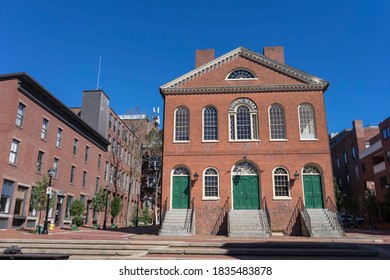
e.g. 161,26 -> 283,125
160,47 -> 328,92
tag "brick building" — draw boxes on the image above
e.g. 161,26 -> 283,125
159,46 -> 339,237
359,117 -> 390,221
0,73 -> 142,230
330,120 -> 379,214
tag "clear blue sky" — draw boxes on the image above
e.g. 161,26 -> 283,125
1,0 -> 388,133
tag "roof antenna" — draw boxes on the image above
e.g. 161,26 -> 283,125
96,55 -> 102,89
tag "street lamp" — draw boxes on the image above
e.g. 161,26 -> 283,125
136,194 -> 140,227
102,185 -> 110,230
42,168 -> 55,234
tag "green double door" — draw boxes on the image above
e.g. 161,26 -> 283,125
172,176 -> 190,209
303,174 -> 323,208
233,175 -> 260,210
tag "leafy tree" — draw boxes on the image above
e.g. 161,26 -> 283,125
92,187 -> 108,225
30,175 -> 55,226
333,177 -> 343,210
110,197 -> 122,226
70,200 -> 85,228
141,206 -> 152,224
365,192 -> 379,226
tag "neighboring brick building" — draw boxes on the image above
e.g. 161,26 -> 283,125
359,117 -> 390,221
0,73 -> 142,230
159,46 -> 336,236
330,120 -> 379,215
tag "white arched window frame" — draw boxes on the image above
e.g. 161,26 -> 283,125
273,167 -> 291,199
202,106 -> 218,142
269,104 -> 287,140
229,98 -> 259,141
203,168 -> 219,200
298,103 -> 317,140
174,107 -> 190,142
226,68 -> 257,80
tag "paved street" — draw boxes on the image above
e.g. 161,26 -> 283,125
1,225 -> 390,259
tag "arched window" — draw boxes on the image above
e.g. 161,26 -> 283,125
203,106 -> 218,141
298,103 -> 317,140
203,168 -> 219,198
227,69 -> 256,79
269,104 -> 286,140
174,107 -> 189,141
229,98 -> 259,141
273,167 -> 290,197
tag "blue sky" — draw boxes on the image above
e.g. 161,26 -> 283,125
0,0 -> 388,133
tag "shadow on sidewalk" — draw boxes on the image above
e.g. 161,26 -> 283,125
108,224 -> 160,236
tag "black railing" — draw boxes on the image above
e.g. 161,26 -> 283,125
159,197 -> 168,230
185,197 -> 195,233
212,196 -> 229,235
325,196 -> 345,236
284,197 -> 311,236
261,197 -> 271,235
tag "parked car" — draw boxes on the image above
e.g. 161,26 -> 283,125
338,214 -> 365,226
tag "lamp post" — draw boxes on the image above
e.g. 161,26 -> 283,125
103,185 -> 110,230
42,168 -> 55,234
136,194 -> 140,227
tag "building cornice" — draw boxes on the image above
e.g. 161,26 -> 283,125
160,47 -> 328,93
161,83 -> 326,95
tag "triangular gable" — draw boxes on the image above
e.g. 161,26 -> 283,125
160,47 -> 328,94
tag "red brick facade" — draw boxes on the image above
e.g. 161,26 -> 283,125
160,47 -> 334,234
0,73 -> 142,230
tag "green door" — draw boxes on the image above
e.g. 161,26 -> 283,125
303,175 -> 323,208
172,176 -> 190,209
233,175 -> 260,210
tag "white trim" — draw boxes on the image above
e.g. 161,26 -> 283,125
173,106 -> 190,142
298,103 -> 317,141
272,166 -> 291,199
202,106 -> 218,141
202,167 -> 220,200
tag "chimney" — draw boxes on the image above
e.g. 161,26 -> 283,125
195,49 -> 215,68
263,46 -> 285,64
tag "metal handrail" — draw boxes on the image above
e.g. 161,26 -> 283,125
284,197 -> 311,236
325,196 -> 345,236
159,197 -> 168,229
185,197 -> 195,233
261,197 -> 271,235
211,196 -> 229,235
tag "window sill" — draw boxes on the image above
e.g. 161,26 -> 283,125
202,140 -> 219,143
15,124 -> 23,130
273,197 -> 292,201
299,138 -> 318,142
173,141 -> 190,144
8,162 -> 17,167
228,140 -> 260,143
41,138 -> 47,142
201,197 -> 220,201
269,139 -> 288,142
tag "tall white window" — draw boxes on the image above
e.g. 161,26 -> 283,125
0,180 -> 14,213
16,103 -> 26,127
9,139 -> 20,164
229,98 -> 259,141
174,107 -> 189,141
269,104 -> 286,140
56,128 -> 63,148
203,168 -> 219,199
41,118 -> 49,140
203,106 -> 218,141
53,158 -> 59,178
298,103 -> 316,140
273,167 -> 290,198
36,151 -> 44,173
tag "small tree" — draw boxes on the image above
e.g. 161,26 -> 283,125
70,200 -> 85,229
141,206 -> 152,224
30,175 -> 55,229
110,197 -> 122,227
333,177 -> 343,210
365,192 -> 379,227
92,187 -> 108,226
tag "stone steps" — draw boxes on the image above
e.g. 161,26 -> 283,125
306,209 -> 343,238
228,210 -> 270,238
159,209 -> 193,236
